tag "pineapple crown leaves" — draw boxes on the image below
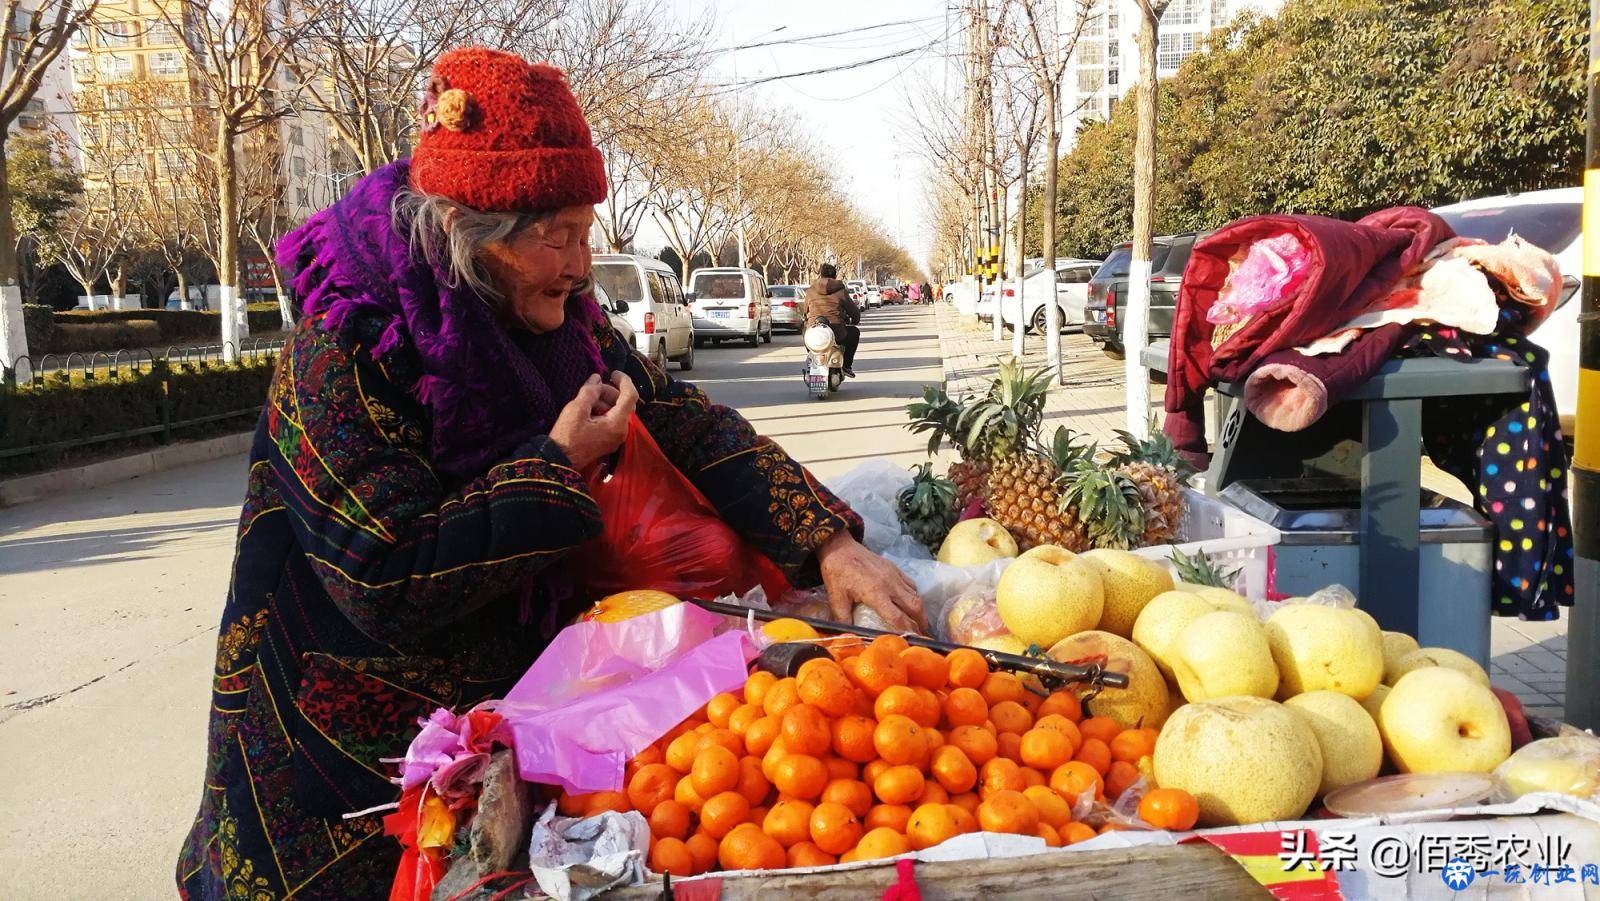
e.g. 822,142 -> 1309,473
897,462 -> 959,514
906,385 -> 969,456
1059,459 -> 1147,550
957,357 -> 1053,461
1043,426 -> 1095,470
1169,547 -> 1240,589
1108,420 -> 1192,478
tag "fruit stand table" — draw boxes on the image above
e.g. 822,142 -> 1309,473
1141,340 -> 1527,638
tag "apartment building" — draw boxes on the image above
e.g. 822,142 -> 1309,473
4,0 -> 82,154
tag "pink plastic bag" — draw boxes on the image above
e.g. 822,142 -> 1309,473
494,603 -> 758,794
1207,233 -> 1313,326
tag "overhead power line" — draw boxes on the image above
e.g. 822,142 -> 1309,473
713,16 -> 942,53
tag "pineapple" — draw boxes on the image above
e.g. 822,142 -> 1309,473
1058,455 -> 1147,550
1108,426 -> 1189,547
987,427 -> 1092,552
906,385 -> 989,510
906,358 -> 1053,514
1169,547 -> 1241,589
896,463 -> 959,552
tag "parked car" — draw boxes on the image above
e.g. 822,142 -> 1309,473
592,281 -> 634,345
846,279 -> 867,302
591,253 -> 696,370
1433,188 -> 1582,437
686,267 -> 775,347
769,284 -> 808,331
1084,233 -> 1203,357
997,259 -> 1102,333
863,285 -> 884,308
881,286 -> 902,304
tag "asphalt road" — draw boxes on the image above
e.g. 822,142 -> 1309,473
0,303 -> 944,897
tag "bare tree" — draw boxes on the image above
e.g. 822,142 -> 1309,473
44,189 -> 125,308
0,0 -> 99,364
649,102 -> 739,280
994,57 -> 1045,360
163,0 -> 328,359
1123,0 -> 1173,435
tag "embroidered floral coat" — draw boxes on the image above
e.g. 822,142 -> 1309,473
176,311 -> 861,898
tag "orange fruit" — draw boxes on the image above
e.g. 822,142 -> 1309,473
706,692 -> 742,729
947,724 -> 998,766
760,737 -> 790,783
674,775 -> 704,812
1049,761 -> 1104,805
870,634 -> 911,656
556,791 -> 591,815
685,831 -> 719,873
798,661 -> 857,717
949,791 -> 981,814
809,801 -> 863,855
627,763 -> 679,816
852,689 -> 878,718
690,745 -> 741,797
824,756 -> 858,782
1073,738 -> 1112,776
822,779 -> 874,818
829,635 -> 866,659
663,718 -> 703,743
1033,822 -> 1061,847
627,744 -> 665,781
1018,766 -> 1047,788
979,672 -> 1026,707
649,836 -> 694,876
786,840 -> 837,868
1038,691 -> 1083,723
744,714 -> 782,757
718,822 -> 785,870
737,755 -> 772,806
831,714 -> 878,763
946,648 -> 989,689
744,671 -> 777,708
1139,788 -> 1201,831
762,678 -> 802,718
862,758 -> 892,786
694,722 -> 716,734
772,754 -> 829,800
748,805 -> 771,827
874,685 -> 924,722
1033,714 -> 1083,751
1110,728 -> 1159,764
699,790 -> 753,839
864,803 -> 913,832
872,764 -> 927,805
665,731 -> 700,774
872,714 -> 928,767
1105,760 -> 1140,801
727,703 -> 763,737
649,799 -> 691,840
1019,727 -> 1074,771
978,758 -> 1026,798
924,727 -> 946,752
909,687 -> 943,727
762,798 -> 816,847
797,656 -> 839,682
901,646 -> 950,689
1019,689 -> 1044,716
943,687 -> 989,728
855,826 -> 912,859
583,791 -> 629,815
1079,716 -> 1121,746
946,801 -> 978,834
696,728 -> 744,758
1022,785 -> 1072,829
989,700 -> 1033,735
855,647 -> 909,696
780,704 -> 832,757
976,789 -> 1040,835
918,782 -> 950,805
930,745 -> 978,794
996,731 -> 1024,764
1061,821 -> 1097,845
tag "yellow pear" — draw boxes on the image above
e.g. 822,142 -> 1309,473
1265,604 -> 1384,700
1387,647 -> 1490,687
995,545 -> 1104,647
1170,610 -> 1279,701
1081,549 -> 1175,637
1131,590 -> 1215,682
1380,631 -> 1421,684
937,518 -> 1019,567
1359,683 -> 1391,732
1284,690 -> 1384,796
1047,630 -> 1171,729
1154,696 -> 1322,826
1179,583 -> 1256,617
1381,667 -> 1511,774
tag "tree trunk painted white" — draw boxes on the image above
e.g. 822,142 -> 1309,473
1011,175 -> 1027,362
220,284 -> 247,361
1041,89 -> 1062,382
1126,7 -> 1166,439
0,283 -> 28,371
277,290 -> 293,331
1124,259 -> 1153,435
992,184 -> 1007,344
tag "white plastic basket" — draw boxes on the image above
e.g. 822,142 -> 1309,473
1131,487 -> 1281,600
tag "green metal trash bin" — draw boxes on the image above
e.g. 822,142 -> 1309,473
1219,478 -> 1494,669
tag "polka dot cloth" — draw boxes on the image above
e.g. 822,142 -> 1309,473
1406,313 -> 1573,620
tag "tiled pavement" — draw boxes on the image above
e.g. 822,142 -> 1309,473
930,303 -> 1572,720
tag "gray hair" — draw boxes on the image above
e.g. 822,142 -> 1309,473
391,186 -> 592,304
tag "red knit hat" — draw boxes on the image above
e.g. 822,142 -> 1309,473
410,48 -> 607,213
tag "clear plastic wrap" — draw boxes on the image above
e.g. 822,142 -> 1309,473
1492,735 -> 1600,802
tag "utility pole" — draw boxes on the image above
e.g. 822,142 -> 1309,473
1565,0 -> 1599,729
1124,0 -> 1173,437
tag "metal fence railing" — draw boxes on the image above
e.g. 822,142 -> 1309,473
2,336 -> 284,388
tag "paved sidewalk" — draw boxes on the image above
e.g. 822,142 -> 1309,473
930,303 -> 1571,720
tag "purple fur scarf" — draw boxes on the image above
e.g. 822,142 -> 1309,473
277,161 -> 608,484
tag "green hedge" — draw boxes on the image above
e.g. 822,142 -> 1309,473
51,321 -> 164,354
22,304 -> 55,355
0,355 -> 279,476
45,303 -> 291,354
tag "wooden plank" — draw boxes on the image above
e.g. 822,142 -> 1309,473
606,842 -> 1271,900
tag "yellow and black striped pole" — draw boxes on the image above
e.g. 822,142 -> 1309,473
1567,0 -> 1600,729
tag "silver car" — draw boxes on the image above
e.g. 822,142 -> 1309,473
769,285 -> 807,331
687,267 -> 775,347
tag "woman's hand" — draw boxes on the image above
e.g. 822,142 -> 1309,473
816,531 -> 926,633
550,372 -> 636,471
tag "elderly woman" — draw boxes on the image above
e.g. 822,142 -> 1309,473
176,48 -> 922,898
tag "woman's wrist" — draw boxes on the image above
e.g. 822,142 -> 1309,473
816,530 -> 856,564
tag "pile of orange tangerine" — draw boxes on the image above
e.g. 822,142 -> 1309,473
557,635 -> 1199,875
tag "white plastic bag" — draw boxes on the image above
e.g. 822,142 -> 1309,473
1493,735 -> 1600,802
824,459 -> 930,560
527,803 -> 649,901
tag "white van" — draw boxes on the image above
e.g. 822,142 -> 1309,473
686,267 -> 775,347
591,253 -> 696,371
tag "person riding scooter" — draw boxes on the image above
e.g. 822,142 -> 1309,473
804,263 -> 861,377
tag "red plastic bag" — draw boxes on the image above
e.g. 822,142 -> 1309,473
569,416 -> 788,601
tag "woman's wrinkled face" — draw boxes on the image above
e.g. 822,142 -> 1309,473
479,204 -> 595,333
